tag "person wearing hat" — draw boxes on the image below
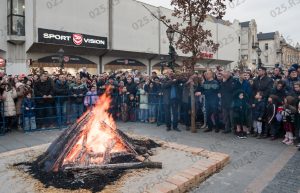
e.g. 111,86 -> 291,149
284,66 -> 300,93
291,63 -> 300,76
252,66 -> 274,100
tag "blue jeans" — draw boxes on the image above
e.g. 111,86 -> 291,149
148,104 -> 156,119
56,100 -> 68,125
71,103 -> 84,121
139,109 -> 148,121
24,117 -> 36,131
165,99 -> 179,129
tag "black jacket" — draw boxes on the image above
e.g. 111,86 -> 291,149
252,76 -> 273,99
220,77 -> 238,108
161,78 -> 183,104
34,79 -> 54,104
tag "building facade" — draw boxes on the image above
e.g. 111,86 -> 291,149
0,0 -> 241,75
257,31 -> 282,69
280,40 -> 300,68
239,20 -> 258,70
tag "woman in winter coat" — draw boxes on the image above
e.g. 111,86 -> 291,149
15,82 -> 29,129
2,82 -> 17,132
137,82 -> 148,122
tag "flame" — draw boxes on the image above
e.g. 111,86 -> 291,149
62,87 -> 131,166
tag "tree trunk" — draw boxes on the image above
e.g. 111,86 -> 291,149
190,85 -> 196,133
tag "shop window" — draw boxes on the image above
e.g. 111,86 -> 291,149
7,0 -> 25,36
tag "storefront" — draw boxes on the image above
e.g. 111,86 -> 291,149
104,59 -> 147,73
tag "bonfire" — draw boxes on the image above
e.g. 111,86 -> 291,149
19,87 -> 161,192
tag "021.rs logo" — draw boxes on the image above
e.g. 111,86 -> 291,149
73,34 -> 83,45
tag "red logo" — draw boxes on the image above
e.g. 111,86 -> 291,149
0,58 -> 5,67
73,34 -> 83,45
64,56 -> 70,63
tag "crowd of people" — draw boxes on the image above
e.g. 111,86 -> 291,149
0,65 -> 299,150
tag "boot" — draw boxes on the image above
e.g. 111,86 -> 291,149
285,132 -> 294,145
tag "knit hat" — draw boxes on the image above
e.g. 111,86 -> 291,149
291,63 -> 299,70
288,67 -> 297,75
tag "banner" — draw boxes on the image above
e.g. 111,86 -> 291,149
38,28 -> 107,49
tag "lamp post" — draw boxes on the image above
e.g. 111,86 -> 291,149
255,43 -> 262,68
58,48 -> 65,74
160,56 -> 165,74
166,27 -> 176,72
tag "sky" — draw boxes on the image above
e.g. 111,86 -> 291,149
138,0 -> 300,47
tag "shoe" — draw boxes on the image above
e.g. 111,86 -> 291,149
173,128 -> 181,132
236,132 -> 243,139
270,136 -> 277,141
215,129 -> 220,133
204,128 -> 212,132
256,134 -> 263,139
166,127 -> 171,131
282,137 -> 289,144
241,132 -> 247,139
252,133 -> 258,138
222,130 -> 231,134
201,124 -> 207,129
262,135 -> 269,139
285,140 -> 294,145
296,144 -> 300,147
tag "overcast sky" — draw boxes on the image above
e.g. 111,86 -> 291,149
138,0 -> 300,47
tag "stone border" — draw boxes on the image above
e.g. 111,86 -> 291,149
0,143 -> 50,158
146,140 -> 230,193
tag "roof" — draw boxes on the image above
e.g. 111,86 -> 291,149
240,21 -> 250,28
257,32 -> 276,41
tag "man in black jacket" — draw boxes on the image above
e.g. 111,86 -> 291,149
220,71 -> 238,133
34,73 -> 54,128
252,67 -> 274,100
54,74 -> 69,125
162,72 -> 183,131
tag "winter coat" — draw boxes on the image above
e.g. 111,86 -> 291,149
231,96 -> 249,125
22,98 -> 36,118
34,79 -> 54,104
138,88 -> 148,109
284,77 -> 300,93
84,91 -> 98,106
197,79 -> 220,104
252,100 -> 266,121
144,84 -> 159,104
270,88 -> 288,104
161,78 -> 184,104
252,76 -> 273,99
220,76 -> 238,108
16,85 -> 28,115
236,79 -> 252,103
54,80 -> 69,102
126,82 -> 138,96
3,88 -> 17,117
70,83 -> 88,104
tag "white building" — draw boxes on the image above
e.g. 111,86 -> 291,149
0,0 -> 241,75
257,31 -> 282,69
239,20 -> 258,70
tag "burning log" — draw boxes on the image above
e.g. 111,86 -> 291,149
64,161 -> 162,172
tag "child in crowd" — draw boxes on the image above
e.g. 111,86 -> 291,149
22,92 -> 36,131
84,85 -> 98,110
252,91 -> 265,139
231,90 -> 250,139
137,83 -> 148,122
128,94 -> 138,122
281,96 -> 297,145
266,95 -> 281,140
296,101 -> 300,150
119,87 -> 129,122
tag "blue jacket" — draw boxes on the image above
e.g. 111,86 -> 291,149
252,100 -> 265,121
22,98 -> 36,118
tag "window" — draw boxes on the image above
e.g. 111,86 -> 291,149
265,43 -> 268,50
265,55 -> 268,63
7,0 -> 25,36
238,36 -> 240,43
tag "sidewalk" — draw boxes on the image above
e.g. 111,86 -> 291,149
0,122 -> 298,193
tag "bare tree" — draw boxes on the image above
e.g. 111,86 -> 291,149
145,0 -> 232,133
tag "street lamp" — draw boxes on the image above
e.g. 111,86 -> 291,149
256,45 -> 262,68
160,56 -> 165,74
166,27 -> 176,72
58,48 -> 65,73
